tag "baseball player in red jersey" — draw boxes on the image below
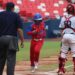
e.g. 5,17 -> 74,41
27,13 -> 46,72
58,4 -> 75,75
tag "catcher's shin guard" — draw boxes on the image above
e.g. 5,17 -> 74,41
73,57 -> 75,72
58,57 -> 66,74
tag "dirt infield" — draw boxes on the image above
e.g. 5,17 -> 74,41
3,55 -> 74,75
3,56 -> 58,75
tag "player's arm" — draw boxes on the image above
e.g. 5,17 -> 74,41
59,17 -> 65,36
27,30 -> 37,35
27,25 -> 37,35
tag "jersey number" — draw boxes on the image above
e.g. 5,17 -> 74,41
64,20 -> 71,28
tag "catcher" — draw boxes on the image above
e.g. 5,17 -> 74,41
58,4 -> 75,75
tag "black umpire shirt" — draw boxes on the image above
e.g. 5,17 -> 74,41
0,11 -> 23,37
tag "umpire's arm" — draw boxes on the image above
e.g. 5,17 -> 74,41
16,14 -> 24,47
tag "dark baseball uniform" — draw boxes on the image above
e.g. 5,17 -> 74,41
0,10 -> 23,75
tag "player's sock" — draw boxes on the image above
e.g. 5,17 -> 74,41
34,62 -> 38,69
58,57 -> 66,73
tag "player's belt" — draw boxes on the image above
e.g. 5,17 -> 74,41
70,33 -> 74,34
64,32 -> 75,35
70,33 -> 75,35
33,38 -> 42,41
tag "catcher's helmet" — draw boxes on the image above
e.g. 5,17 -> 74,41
33,13 -> 42,20
66,4 -> 75,14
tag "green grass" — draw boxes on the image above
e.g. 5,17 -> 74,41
16,40 -> 74,71
39,64 -> 58,71
16,40 -> 60,61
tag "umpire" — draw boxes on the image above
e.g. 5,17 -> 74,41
0,2 -> 24,75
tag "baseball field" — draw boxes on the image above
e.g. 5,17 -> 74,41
3,38 -> 74,75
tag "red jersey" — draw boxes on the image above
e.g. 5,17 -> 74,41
27,22 -> 46,39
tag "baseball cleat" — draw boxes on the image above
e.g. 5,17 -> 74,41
31,69 -> 35,73
31,66 -> 35,73
58,71 -> 64,75
57,68 -> 66,75
73,72 -> 75,75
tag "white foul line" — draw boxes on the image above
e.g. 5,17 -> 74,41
31,65 -> 73,75
53,64 -> 73,72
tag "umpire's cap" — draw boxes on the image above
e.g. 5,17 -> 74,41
6,2 -> 15,10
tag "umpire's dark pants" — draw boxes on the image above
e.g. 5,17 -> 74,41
0,35 -> 18,75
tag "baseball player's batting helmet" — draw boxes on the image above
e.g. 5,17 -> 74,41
33,13 -> 42,20
66,4 -> 75,15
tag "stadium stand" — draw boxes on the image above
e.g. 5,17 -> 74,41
1,0 -> 69,19
2,0 -> 74,38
